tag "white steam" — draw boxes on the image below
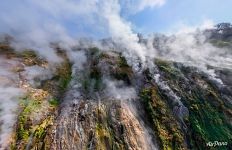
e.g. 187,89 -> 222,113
101,0 -> 147,70
99,0 -> 165,71
0,56 -> 57,148
148,21 -> 232,84
0,0 -> 165,69
104,79 -> 137,100
21,65 -> 54,87
0,57 -> 24,148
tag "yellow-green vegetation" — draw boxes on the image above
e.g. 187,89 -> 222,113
99,52 -> 112,59
94,104 -> 126,150
81,48 -> 103,94
14,89 -> 59,149
17,97 -> 41,141
89,47 -> 100,56
210,39 -> 232,47
155,59 -> 181,80
185,87 -> 232,150
0,43 -> 16,58
18,50 -> 46,66
56,61 -> 72,92
41,50 -> 72,98
0,44 -> 47,66
154,59 -> 232,150
12,50 -> 72,149
54,49 -> 72,91
33,116 -> 54,140
140,87 -> 185,150
0,44 -> 42,65
95,122 -> 113,150
48,98 -> 59,107
91,69 -> 102,91
111,54 -> 133,85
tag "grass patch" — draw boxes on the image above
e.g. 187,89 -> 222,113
49,98 -> 59,107
56,61 -> 72,92
111,55 -> 133,85
140,87 -> 185,150
155,61 -> 232,149
17,98 -> 41,141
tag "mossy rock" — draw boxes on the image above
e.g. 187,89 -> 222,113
140,87 -> 186,150
155,62 -> 232,149
111,55 -> 133,85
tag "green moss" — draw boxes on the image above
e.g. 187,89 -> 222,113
90,67 -> 101,79
99,52 -> 111,59
59,76 -> 72,91
112,71 -> 131,84
81,70 -> 102,93
18,50 -> 45,66
80,48 -> 103,93
118,55 -> 129,68
94,78 -> 103,91
49,98 -> 59,107
56,61 -> 72,91
10,143 -> 16,150
140,87 -> 185,150
40,53 -> 72,98
17,98 -> 41,141
0,44 -> 15,57
155,59 -> 181,79
184,84 -> 231,149
20,50 -> 37,58
188,100 -> 232,147
16,95 -> 55,149
0,46 -> 46,66
95,108 -> 113,150
111,55 -> 133,85
89,67 -> 102,91
34,117 -> 53,139
82,78 -> 90,92
89,47 -> 100,56
154,62 -> 232,149
210,39 -> 231,47
94,105 -> 127,150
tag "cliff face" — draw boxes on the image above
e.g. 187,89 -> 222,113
0,35 -> 231,150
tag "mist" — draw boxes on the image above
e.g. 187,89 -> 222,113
1,1 -> 232,149
104,79 -> 137,100
0,0 -> 165,67
1,1 -> 231,73
0,57 -> 24,147
147,22 -> 232,84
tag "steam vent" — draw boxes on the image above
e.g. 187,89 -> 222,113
0,1 -> 232,150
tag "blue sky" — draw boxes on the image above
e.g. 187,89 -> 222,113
0,0 -> 232,39
128,0 -> 232,34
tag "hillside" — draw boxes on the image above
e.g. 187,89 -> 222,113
0,26 -> 231,149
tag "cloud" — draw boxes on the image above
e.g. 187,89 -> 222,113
28,0 -> 98,18
0,0 -> 165,66
0,1 -> 230,80
168,19 -> 215,35
120,0 -> 166,14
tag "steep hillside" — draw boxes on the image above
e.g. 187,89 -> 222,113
0,41 -> 231,150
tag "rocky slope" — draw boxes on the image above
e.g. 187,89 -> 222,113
0,26 -> 232,150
